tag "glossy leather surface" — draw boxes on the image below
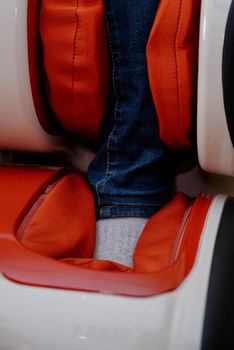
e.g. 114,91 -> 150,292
0,166 -> 212,297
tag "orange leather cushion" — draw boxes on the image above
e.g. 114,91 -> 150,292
39,0 -> 109,140
0,168 -> 212,296
16,172 -> 193,273
62,257 -> 132,273
62,192 -> 191,273
133,193 -> 190,273
147,0 -> 201,150
18,173 -> 96,259
0,165 -> 61,233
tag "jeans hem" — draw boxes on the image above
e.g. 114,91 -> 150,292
97,204 -> 165,219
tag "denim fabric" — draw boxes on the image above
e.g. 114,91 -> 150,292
88,0 -> 173,218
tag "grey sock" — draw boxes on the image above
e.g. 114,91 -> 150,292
94,217 -> 148,268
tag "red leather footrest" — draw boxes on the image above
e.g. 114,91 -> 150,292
0,166 -> 212,296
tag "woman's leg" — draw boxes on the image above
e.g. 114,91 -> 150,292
88,0 -> 173,267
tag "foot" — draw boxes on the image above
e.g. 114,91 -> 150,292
94,217 -> 148,268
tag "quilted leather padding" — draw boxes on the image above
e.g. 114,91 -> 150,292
39,0 -> 109,140
147,0 -> 201,150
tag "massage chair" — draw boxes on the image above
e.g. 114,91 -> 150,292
0,0 -> 234,349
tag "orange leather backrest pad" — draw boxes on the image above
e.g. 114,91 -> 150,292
28,0 -> 63,135
147,0 -> 201,150
39,0 -> 109,140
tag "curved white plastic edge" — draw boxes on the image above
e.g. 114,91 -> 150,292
0,0 -> 64,152
197,0 -> 234,176
0,195 -> 226,350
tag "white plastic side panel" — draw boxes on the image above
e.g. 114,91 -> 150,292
0,196 -> 226,350
0,0 -> 63,152
197,0 -> 234,176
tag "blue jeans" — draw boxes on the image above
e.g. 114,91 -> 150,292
88,0 -> 173,219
